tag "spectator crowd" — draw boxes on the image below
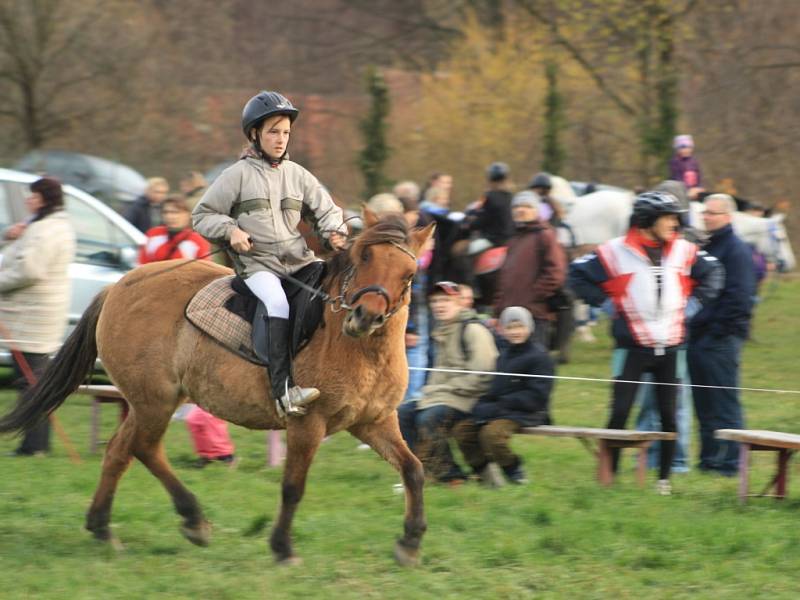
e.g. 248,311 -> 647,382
1,120 -> 761,495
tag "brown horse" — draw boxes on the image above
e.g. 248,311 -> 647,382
0,211 -> 435,566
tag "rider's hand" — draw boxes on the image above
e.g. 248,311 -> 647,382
230,227 -> 253,253
405,333 -> 419,348
329,232 -> 347,250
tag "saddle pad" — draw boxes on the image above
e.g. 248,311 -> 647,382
185,276 -> 266,366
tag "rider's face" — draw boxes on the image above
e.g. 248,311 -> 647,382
258,116 -> 291,160
651,214 -> 680,242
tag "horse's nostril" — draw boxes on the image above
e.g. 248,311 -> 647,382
354,305 -> 365,319
374,314 -> 385,327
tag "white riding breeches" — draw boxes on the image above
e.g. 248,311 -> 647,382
244,270 -> 290,319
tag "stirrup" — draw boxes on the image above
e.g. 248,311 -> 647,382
275,382 -> 320,418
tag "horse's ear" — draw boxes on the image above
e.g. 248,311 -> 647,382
362,205 -> 379,228
411,222 -> 436,254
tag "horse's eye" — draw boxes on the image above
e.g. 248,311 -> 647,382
361,247 -> 371,263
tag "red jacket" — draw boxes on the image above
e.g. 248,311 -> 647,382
495,221 -> 567,321
140,226 -> 211,264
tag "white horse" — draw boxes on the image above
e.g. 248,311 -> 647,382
564,189 -> 635,246
688,202 -> 796,272
565,192 -> 795,271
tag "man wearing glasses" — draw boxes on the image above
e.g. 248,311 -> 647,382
688,194 -> 756,476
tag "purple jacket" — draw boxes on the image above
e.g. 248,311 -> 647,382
669,155 -> 702,188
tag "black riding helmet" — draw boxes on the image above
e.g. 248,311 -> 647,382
486,162 -> 510,182
528,172 -> 552,190
241,91 -> 299,141
631,191 -> 687,229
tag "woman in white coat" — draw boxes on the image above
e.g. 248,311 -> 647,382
1,177 -> 76,455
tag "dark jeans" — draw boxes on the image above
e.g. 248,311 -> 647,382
398,401 -> 468,481
12,352 -> 51,455
608,348 -> 678,480
688,334 -> 745,474
453,418 -> 521,470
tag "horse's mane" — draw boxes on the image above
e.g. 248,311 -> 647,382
325,213 -> 411,284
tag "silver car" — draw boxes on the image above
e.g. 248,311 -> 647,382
0,168 -> 145,365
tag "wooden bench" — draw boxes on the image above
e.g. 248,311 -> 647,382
715,429 -> 800,503
74,384 -> 285,466
75,385 -> 127,455
521,426 -> 677,486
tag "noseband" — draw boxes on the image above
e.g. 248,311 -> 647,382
330,240 -> 416,322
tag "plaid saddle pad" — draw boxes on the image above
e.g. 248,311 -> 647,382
185,276 -> 265,366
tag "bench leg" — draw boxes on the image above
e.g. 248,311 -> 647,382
636,442 -> 651,488
775,449 -> 791,499
597,439 -> 613,486
738,443 -> 750,504
90,399 -> 100,455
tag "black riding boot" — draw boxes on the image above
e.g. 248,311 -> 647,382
267,317 -> 319,417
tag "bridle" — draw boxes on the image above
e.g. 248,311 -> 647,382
329,240 -> 416,322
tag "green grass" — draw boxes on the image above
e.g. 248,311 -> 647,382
2,277 -> 800,599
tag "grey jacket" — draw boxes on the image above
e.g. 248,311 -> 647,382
192,157 -> 346,277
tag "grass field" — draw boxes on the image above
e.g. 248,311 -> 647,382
1,277 -> 800,599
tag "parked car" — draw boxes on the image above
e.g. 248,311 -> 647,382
0,168 -> 145,366
14,150 -> 147,214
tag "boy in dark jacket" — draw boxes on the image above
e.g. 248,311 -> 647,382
454,307 -> 554,485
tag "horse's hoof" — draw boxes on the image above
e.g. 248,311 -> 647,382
180,520 -> 211,547
90,529 -> 125,552
394,542 -> 421,567
276,555 -> 303,567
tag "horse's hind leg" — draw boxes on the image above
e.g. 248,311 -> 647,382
269,417 -> 326,564
128,402 -> 210,546
350,415 -> 427,567
86,413 -> 136,546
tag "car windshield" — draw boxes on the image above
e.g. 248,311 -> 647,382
63,193 -> 136,266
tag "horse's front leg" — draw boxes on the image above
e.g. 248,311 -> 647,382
270,416 -> 326,565
350,413 -> 427,566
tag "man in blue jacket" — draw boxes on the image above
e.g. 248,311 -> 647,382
689,194 -> 756,476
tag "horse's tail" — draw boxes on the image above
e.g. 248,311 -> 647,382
0,288 -> 108,435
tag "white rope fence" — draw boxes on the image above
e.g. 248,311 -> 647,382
409,366 -> 800,395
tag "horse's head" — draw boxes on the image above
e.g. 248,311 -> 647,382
335,209 -> 434,338
733,211 -> 796,272
765,214 -> 796,272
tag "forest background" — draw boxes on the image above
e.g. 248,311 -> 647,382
1,0 -> 797,233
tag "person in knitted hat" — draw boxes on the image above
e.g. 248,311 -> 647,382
453,306 -> 554,486
494,190 -> 567,348
669,134 -> 703,196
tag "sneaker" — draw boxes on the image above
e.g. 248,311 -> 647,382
502,459 -> 529,485
506,467 -> 529,485
656,479 -> 672,496
478,463 -> 506,488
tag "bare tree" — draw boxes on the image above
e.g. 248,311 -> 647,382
0,0 -> 149,155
